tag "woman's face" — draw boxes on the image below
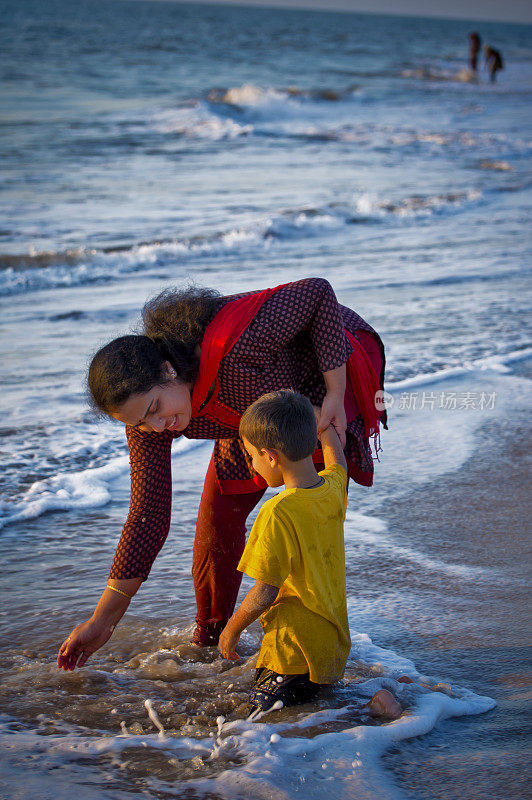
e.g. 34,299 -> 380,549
112,371 -> 192,434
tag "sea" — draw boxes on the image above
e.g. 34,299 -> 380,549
0,1 -> 531,798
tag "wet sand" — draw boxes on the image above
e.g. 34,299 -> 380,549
379,389 -> 531,798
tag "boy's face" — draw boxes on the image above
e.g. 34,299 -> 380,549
242,437 -> 284,487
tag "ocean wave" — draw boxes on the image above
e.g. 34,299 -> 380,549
0,229 -> 267,295
351,188 -> 482,219
0,190 -> 488,296
0,253 -> 139,296
207,82 -> 360,109
144,88 -> 531,155
149,82 -> 363,142
151,102 -> 253,140
0,438 -> 206,532
401,66 -> 479,84
386,347 -> 532,392
146,82 -> 359,141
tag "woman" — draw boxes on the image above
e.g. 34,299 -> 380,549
57,278 -> 386,670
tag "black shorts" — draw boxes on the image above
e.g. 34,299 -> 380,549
248,667 -> 322,712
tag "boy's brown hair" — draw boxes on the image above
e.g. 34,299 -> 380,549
239,390 -> 317,462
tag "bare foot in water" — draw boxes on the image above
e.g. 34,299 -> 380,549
366,689 -> 402,720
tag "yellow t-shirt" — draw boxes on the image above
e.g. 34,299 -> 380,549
238,464 -> 351,684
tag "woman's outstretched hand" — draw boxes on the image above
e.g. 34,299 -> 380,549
57,581 -> 139,671
317,392 -> 347,448
57,617 -> 114,671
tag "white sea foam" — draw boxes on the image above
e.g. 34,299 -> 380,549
144,698 -> 166,737
0,455 -> 131,527
123,83 -> 352,147
353,188 -> 482,219
344,511 -> 492,580
387,347 -> 532,391
267,209 -> 343,238
208,83 -> 357,119
0,232 -> 261,296
0,656 -> 495,800
217,83 -> 290,110
185,684 -> 494,800
0,438 -> 207,531
1,351 -> 529,532
152,102 -> 254,139
349,632 -> 419,678
0,187 -> 496,298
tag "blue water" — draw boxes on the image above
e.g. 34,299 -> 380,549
0,2 -> 531,798
1,0 -> 530,504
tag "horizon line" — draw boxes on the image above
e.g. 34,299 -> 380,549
118,0 -> 532,26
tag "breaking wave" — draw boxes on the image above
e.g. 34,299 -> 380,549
0,189 -> 485,296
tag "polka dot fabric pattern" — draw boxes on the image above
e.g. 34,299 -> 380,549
110,278 -> 385,580
110,429 -> 173,579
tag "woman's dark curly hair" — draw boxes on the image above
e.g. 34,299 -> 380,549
88,286 -> 221,417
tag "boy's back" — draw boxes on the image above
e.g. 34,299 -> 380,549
239,463 -> 351,684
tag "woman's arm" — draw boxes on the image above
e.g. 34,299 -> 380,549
248,278 -> 351,443
57,428 -> 173,670
57,578 -> 142,670
250,278 -> 350,369
108,426 -> 173,581
319,420 -> 348,472
319,364 -> 347,447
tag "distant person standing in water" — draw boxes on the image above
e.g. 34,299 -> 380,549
484,45 -> 504,83
468,32 -> 481,71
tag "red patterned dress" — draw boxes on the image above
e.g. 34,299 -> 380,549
109,278 -> 385,644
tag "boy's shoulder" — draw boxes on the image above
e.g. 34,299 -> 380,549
254,486 -> 308,530
319,463 -> 348,492
256,465 -> 347,520
257,488 -> 293,519
266,464 -> 347,512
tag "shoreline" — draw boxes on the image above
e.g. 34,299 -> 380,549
378,364 -> 531,799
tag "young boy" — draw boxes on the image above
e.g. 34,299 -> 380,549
218,389 -> 351,711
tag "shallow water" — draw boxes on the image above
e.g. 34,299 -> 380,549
1,1 -> 531,797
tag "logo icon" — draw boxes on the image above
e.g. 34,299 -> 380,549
374,389 -> 394,410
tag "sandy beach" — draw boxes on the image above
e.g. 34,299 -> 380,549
381,368 -> 531,799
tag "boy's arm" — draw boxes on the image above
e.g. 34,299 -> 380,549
319,420 -> 347,472
219,580 -> 279,661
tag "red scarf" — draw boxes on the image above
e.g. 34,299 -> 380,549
344,330 -> 382,439
190,285 -> 285,427
190,284 -> 382,439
